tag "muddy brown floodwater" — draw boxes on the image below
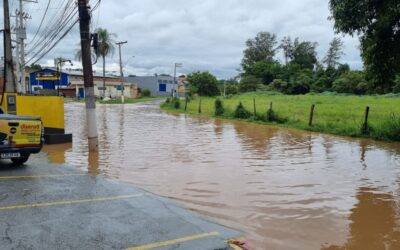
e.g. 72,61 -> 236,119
42,101 -> 400,250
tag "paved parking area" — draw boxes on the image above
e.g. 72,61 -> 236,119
0,156 -> 239,250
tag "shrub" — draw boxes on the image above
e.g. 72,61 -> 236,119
214,98 -> 225,116
332,71 -> 368,95
172,97 -> 180,109
233,102 -> 251,119
265,109 -> 286,123
142,89 -> 151,97
165,97 -> 171,103
225,84 -> 239,95
239,75 -> 263,93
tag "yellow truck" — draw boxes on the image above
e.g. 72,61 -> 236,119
0,107 -> 44,165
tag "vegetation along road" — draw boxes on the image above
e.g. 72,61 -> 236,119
162,92 -> 400,142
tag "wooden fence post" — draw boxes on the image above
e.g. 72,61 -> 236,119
309,104 -> 315,126
362,106 -> 370,134
253,98 -> 256,116
198,97 -> 202,114
266,102 -> 273,121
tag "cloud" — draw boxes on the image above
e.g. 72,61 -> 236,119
2,0 -> 362,79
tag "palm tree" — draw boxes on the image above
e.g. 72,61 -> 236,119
95,28 -> 116,97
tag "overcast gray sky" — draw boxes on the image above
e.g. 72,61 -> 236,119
6,0 -> 362,79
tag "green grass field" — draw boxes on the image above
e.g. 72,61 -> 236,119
161,92 -> 400,141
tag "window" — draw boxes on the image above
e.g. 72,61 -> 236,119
169,80 -> 173,84
163,80 -> 168,83
158,80 -> 162,84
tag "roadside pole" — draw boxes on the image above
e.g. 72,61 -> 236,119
116,41 -> 127,103
15,15 -> 21,93
173,63 -> 182,98
78,0 -> 98,152
3,0 -> 16,93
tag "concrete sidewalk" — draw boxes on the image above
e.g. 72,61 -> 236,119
0,156 -> 240,250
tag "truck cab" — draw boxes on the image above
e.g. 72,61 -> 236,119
0,107 -> 44,165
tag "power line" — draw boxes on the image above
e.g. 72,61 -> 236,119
25,0 -> 101,66
29,0 -> 51,43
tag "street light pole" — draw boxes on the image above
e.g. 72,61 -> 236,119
173,63 -> 182,97
116,41 -> 127,103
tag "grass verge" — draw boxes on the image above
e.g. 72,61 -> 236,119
161,92 -> 400,142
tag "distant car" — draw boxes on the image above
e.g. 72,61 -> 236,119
0,107 -> 44,165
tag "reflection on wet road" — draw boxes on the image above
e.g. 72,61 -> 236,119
41,101 -> 400,250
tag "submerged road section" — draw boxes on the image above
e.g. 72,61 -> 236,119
0,157 -> 239,250
59,101 -> 400,250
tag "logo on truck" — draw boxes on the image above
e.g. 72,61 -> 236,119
10,127 -> 17,134
20,124 -> 40,134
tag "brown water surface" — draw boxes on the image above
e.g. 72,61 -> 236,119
42,101 -> 400,250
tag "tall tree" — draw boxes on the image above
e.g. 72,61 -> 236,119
291,41 -> 318,70
187,71 -> 220,96
279,36 -> 295,65
323,37 -> 344,68
329,0 -> 400,92
241,32 -> 278,70
95,28 -> 116,97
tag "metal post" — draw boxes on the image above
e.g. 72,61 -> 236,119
173,63 -> 182,98
116,41 -> 127,103
173,65 -> 176,98
4,0 -> 16,93
56,61 -> 60,96
78,0 -> 98,152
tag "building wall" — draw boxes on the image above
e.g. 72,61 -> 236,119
72,81 -> 137,98
30,69 -> 69,91
125,75 -> 184,97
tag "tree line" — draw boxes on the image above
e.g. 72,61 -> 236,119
188,0 -> 400,96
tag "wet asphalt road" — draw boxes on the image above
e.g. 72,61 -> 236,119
0,155 -> 239,250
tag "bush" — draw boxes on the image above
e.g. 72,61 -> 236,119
239,75 -> 263,93
172,97 -> 180,109
165,97 -> 171,103
214,98 -> 225,116
332,71 -> 368,95
233,102 -> 251,119
142,89 -> 151,97
265,109 -> 286,123
269,79 -> 289,93
225,84 -> 239,95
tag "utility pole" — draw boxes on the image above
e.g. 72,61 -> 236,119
173,63 -> 182,98
56,58 -> 72,96
16,0 -> 35,93
78,0 -> 98,152
3,0 -> 16,93
116,41 -> 127,103
15,14 -> 20,93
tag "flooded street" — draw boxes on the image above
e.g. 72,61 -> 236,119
43,101 -> 400,250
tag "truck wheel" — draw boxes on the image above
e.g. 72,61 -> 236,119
11,154 -> 30,165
